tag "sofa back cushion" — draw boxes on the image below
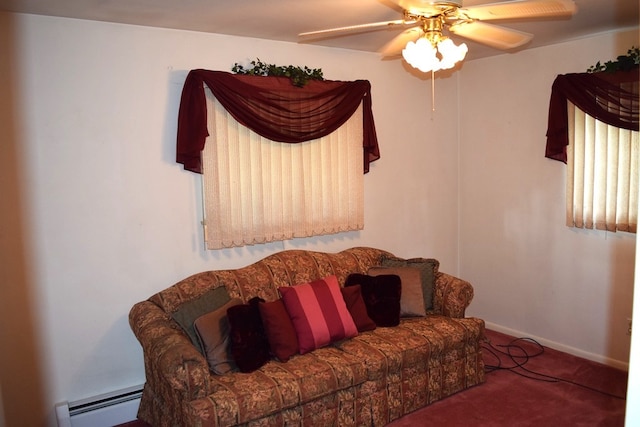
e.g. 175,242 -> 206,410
150,248 -> 392,314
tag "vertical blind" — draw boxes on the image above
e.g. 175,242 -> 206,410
566,102 -> 638,232
202,88 -> 364,249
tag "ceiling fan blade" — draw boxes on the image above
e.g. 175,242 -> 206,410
298,19 -> 415,41
378,27 -> 423,57
449,21 -> 533,50
461,0 -> 576,21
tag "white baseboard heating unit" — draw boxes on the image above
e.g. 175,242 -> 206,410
55,384 -> 143,427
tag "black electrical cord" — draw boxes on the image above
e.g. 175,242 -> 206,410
482,336 -> 626,400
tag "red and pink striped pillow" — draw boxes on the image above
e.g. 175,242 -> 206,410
279,275 -> 358,354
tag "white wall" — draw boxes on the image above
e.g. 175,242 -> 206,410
460,28 -> 639,368
7,13 -> 461,426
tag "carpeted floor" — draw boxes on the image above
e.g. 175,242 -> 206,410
387,329 -> 627,426
119,329 -> 627,427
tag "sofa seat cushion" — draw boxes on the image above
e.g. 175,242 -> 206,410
334,326 -> 425,382
337,315 -> 484,384
201,345 -> 370,425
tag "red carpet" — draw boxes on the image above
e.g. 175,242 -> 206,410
120,329 -> 627,426
388,329 -> 627,426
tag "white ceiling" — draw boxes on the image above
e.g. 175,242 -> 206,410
1,0 -> 638,61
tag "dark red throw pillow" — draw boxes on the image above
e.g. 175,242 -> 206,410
226,297 -> 271,373
345,273 -> 401,327
258,298 -> 299,362
340,285 -> 376,332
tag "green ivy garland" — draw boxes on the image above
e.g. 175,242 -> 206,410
587,46 -> 640,73
231,59 -> 324,87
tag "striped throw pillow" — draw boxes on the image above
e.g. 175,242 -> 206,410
279,275 -> 358,354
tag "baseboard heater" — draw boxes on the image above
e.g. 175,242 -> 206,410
55,384 -> 143,427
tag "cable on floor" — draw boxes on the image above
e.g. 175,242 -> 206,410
481,336 -> 626,400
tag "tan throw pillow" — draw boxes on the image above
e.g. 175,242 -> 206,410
368,266 -> 426,317
194,298 -> 243,375
171,286 -> 232,353
380,256 -> 439,311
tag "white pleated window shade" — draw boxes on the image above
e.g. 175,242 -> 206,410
201,87 -> 364,249
566,101 -> 639,233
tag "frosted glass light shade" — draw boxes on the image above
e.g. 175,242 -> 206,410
402,37 -> 468,73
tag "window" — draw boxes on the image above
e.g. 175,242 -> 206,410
175,70 -> 381,249
545,70 -> 639,233
566,102 -> 638,232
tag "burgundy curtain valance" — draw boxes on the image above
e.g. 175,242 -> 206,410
545,69 -> 639,162
176,69 -> 380,174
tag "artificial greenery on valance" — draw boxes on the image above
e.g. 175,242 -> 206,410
587,47 -> 639,73
231,59 -> 324,87
545,68 -> 639,163
176,69 -> 380,174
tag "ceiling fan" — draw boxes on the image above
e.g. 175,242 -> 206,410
299,0 -> 577,73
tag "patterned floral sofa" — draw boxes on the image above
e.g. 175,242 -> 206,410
129,247 -> 485,427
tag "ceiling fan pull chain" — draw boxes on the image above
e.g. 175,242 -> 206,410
431,69 -> 436,112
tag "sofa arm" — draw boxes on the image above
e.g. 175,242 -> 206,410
129,300 -> 211,401
432,272 -> 474,318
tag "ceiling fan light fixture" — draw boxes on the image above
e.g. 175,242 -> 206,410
298,0 -> 577,74
402,38 -> 438,72
402,36 -> 467,73
437,38 -> 468,69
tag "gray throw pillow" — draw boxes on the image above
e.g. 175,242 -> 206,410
171,286 -> 231,354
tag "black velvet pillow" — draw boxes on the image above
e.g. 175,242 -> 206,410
227,297 -> 271,373
345,273 -> 401,327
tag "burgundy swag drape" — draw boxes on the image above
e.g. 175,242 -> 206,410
176,69 -> 380,174
545,69 -> 639,162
